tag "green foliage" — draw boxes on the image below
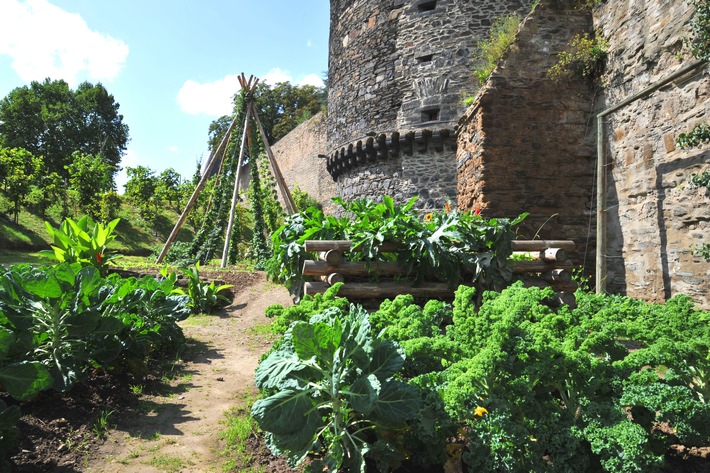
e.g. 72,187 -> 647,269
291,183 -> 321,212
252,304 -> 420,472
0,147 -> 42,223
267,196 -> 526,299
548,32 -> 609,82
265,282 -> 349,336
676,123 -> 710,149
0,262 -> 191,393
689,0 -> 710,61
0,79 -> 128,186
473,15 -> 521,85
124,165 -> 159,226
178,262 -> 233,314
65,151 -> 113,220
40,216 -> 121,276
693,242 -> 710,261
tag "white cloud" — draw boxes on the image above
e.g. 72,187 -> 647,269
0,0 -> 128,85
177,68 -> 324,117
168,145 -> 179,152
306,39 -> 313,48
298,73 -> 325,88
177,74 -> 240,116
261,67 -> 293,85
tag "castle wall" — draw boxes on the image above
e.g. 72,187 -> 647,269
456,1 -> 597,264
327,0 -> 532,209
595,0 -> 710,307
270,112 -> 336,213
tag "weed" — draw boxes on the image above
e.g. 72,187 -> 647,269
147,454 -> 188,472
130,384 -> 144,395
218,402 -> 259,469
472,15 -> 521,86
548,32 -> 608,82
92,409 -> 115,439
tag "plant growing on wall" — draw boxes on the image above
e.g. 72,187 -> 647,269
472,15 -> 522,86
676,123 -> 710,149
689,0 -> 710,61
548,32 -> 609,82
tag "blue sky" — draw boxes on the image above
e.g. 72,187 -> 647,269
0,0 -> 330,191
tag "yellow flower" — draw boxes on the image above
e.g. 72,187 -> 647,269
424,213 -> 433,221
474,406 -> 489,417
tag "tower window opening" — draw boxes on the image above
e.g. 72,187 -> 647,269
422,109 -> 440,122
418,1 -> 437,12
417,54 -> 434,63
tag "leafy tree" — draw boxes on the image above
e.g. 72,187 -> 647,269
0,147 -> 42,223
156,168 -> 183,212
26,171 -> 67,218
65,151 -> 112,219
0,79 -> 129,186
124,165 -> 159,225
207,81 -> 325,151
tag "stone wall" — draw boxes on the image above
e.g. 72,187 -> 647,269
595,0 -> 710,307
270,112 -> 337,213
327,0 -> 532,209
456,1 -> 597,264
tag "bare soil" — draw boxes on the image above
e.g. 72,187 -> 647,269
5,270 -> 710,472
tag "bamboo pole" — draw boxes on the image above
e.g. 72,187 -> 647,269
156,114 -> 240,264
250,103 -> 297,214
220,102 -> 252,268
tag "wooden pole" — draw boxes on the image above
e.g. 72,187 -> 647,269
220,103 -> 252,268
250,103 -> 298,214
156,114 -> 240,264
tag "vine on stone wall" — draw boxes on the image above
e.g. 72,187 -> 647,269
689,0 -> 710,61
676,123 -> 710,149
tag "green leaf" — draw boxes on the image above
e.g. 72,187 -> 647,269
0,402 -> 21,430
370,380 -> 421,429
21,271 -> 61,299
251,389 -> 321,436
254,350 -> 309,390
292,321 -> 341,364
368,341 -> 405,381
348,374 -> 380,415
0,328 -> 14,361
0,361 -> 52,400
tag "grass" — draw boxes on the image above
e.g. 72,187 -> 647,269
147,454 -> 189,472
218,398 -> 261,472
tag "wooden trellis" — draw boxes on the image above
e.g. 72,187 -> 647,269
156,74 -> 296,267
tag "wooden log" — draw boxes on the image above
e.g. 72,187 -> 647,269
303,260 -> 405,277
519,277 -> 578,292
539,269 -> 572,283
513,248 -> 568,262
320,273 -> 345,285
319,250 -> 343,265
512,260 -> 575,273
510,240 -> 576,251
304,240 -> 401,253
304,281 -> 455,299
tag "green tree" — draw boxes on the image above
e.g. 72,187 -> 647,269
27,171 -> 67,218
65,151 -> 112,219
0,147 -> 42,223
207,81 -> 325,151
124,165 -> 159,225
0,79 -> 129,186
156,168 -> 183,212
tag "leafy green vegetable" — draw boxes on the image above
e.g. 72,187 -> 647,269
252,304 -> 420,472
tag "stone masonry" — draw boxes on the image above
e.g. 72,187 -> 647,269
456,1 -> 597,265
326,0 -> 533,209
594,0 -> 709,307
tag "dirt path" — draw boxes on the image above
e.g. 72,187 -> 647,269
85,275 -> 292,473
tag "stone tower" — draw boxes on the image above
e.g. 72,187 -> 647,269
326,0 -> 533,209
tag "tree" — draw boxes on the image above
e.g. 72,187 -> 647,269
124,165 -> 159,225
65,151 -> 112,219
207,81 -> 325,152
0,147 -> 42,223
156,168 -> 183,213
0,79 -> 129,186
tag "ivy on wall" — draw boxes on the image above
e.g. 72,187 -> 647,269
689,0 -> 710,61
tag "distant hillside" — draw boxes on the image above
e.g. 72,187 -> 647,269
0,196 -> 194,257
